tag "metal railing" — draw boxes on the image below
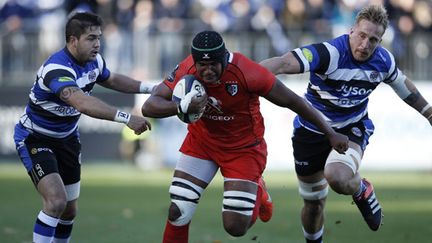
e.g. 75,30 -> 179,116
1,28 -> 431,86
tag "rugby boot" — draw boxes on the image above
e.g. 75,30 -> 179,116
258,177 -> 273,222
353,178 -> 383,231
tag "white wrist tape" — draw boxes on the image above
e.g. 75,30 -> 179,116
114,110 -> 131,124
179,90 -> 199,114
139,82 -> 154,94
420,104 -> 431,115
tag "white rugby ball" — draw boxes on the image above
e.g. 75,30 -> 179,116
172,75 -> 206,123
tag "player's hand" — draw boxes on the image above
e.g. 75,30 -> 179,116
127,115 -> 152,135
187,91 -> 208,114
328,132 -> 349,154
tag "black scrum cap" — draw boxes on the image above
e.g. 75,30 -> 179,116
191,30 -> 228,65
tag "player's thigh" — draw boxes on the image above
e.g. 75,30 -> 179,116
15,130 -> 61,186
56,136 -> 81,185
218,140 -> 267,181
292,127 -> 332,177
174,153 -> 218,187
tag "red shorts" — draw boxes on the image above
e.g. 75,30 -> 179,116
179,133 -> 267,182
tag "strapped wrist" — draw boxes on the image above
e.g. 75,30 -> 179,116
114,110 -> 131,124
421,104 -> 431,114
139,82 -> 154,94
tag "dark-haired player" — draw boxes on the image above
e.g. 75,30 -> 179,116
142,30 -> 349,242
260,5 -> 432,243
13,12 -> 153,243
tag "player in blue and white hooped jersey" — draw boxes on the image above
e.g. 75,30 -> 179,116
13,12 -> 153,243
261,5 -> 432,243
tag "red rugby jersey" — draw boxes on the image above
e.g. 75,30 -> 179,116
164,52 -> 276,149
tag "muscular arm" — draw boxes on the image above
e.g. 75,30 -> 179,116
141,83 -> 178,118
60,86 -> 151,134
389,77 -> 432,123
259,52 -> 302,75
99,73 -> 154,93
60,86 -> 118,119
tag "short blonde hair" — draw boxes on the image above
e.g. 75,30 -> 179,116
355,5 -> 389,31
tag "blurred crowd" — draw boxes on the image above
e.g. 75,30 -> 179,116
1,0 -> 432,82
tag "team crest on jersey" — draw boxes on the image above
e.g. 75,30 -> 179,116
351,127 -> 362,137
369,71 -> 379,82
225,84 -> 238,96
88,70 -> 97,82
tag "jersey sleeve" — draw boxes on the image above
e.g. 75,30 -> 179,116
42,63 -> 78,95
291,42 -> 336,75
95,54 -> 111,83
380,47 -> 406,84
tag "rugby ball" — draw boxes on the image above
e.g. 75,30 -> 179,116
172,75 -> 206,123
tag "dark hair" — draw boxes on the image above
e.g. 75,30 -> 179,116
65,12 -> 103,42
191,30 -> 228,67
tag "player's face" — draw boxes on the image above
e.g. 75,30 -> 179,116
195,60 -> 223,84
73,26 -> 102,63
349,19 -> 384,62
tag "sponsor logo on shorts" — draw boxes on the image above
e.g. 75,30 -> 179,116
295,160 -> 309,166
35,163 -> 45,177
351,127 -> 362,137
31,147 -> 53,154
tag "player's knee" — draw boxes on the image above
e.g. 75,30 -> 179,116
298,179 -> 328,201
223,220 -> 248,237
222,190 -> 256,236
61,204 -> 78,220
325,148 -> 362,194
167,202 -> 181,222
167,177 -> 203,226
325,173 -> 349,194
45,196 -> 68,217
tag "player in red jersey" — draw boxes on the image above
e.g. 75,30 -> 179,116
141,30 -> 349,242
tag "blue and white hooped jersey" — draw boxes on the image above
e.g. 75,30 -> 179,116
291,34 -> 406,132
19,47 -> 111,138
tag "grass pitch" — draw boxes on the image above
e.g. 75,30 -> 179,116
1,162 -> 431,243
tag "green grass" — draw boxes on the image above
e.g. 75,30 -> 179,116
1,162 -> 432,243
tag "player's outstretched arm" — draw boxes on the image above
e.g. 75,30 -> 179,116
60,86 -> 151,135
264,80 -> 349,153
388,77 -> 432,125
259,52 -> 301,75
141,83 -> 178,118
99,73 -> 155,94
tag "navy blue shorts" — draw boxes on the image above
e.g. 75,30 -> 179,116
14,123 -> 81,186
292,119 -> 374,176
